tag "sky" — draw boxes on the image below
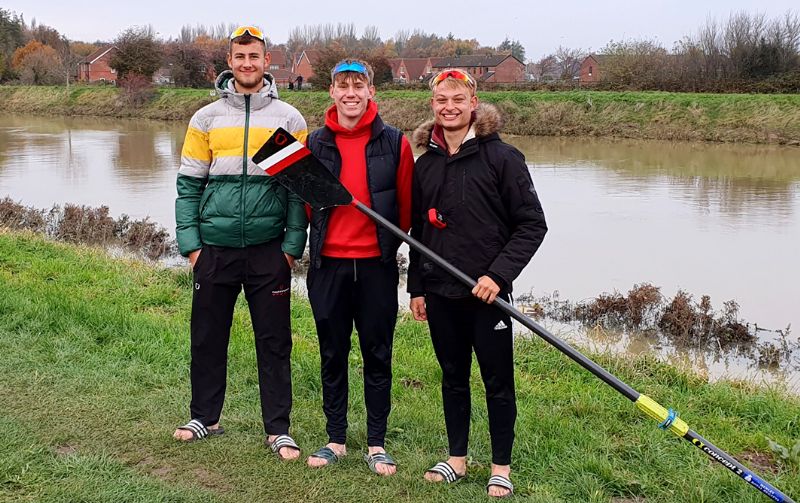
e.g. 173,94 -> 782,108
3,0 -> 798,61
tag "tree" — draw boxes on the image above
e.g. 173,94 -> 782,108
110,26 -> 163,79
0,8 -> 24,80
167,41 -> 210,88
364,49 -> 393,85
599,38 -> 669,88
308,44 -> 346,89
533,55 -> 559,81
12,40 -> 61,84
70,42 -> 97,58
498,37 -> 526,62
554,45 -> 586,80
194,35 -> 228,81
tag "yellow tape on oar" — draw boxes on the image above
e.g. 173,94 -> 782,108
635,395 -> 689,437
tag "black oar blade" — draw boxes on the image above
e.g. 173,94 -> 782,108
253,127 -> 353,210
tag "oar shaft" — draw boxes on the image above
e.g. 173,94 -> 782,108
353,200 -> 638,400
685,431 -> 795,503
350,199 -> 795,503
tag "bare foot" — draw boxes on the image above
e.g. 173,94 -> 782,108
307,442 -> 346,468
267,435 -> 301,460
424,456 -> 466,482
487,464 -> 512,498
367,446 -> 397,476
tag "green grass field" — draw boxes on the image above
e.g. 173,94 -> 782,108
1,230 -> 799,502
2,85 -> 799,144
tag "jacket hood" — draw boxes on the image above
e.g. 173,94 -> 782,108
324,100 -> 378,137
214,70 -> 279,110
412,103 -> 503,149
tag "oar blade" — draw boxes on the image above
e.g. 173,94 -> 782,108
253,127 -> 353,210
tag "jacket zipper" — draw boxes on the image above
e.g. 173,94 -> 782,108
241,94 -> 251,247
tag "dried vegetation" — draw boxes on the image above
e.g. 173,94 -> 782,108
0,197 -> 175,260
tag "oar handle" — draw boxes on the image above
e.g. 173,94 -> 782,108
351,199 -> 795,503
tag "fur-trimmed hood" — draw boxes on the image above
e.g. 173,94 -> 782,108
412,103 -> 504,149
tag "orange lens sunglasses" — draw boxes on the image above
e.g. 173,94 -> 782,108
431,69 -> 475,88
229,25 -> 266,41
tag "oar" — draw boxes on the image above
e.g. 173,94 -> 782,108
253,128 -> 795,503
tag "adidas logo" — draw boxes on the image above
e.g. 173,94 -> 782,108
494,320 -> 508,330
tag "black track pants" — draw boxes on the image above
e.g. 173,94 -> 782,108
307,257 -> 399,447
425,292 -> 516,466
189,240 -> 293,435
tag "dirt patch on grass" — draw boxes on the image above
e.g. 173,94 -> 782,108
55,444 -> 78,456
739,450 -> 780,475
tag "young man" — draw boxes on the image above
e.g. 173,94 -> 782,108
173,26 -> 308,461
305,59 -> 414,476
408,69 -> 547,497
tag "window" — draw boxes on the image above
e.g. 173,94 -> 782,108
270,64 -> 279,70
588,66 -> 593,76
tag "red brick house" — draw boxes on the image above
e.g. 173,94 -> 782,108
292,49 -> 321,86
580,54 -> 606,83
270,68 -> 298,88
77,46 -> 118,83
431,54 -> 525,83
268,49 -> 290,71
388,57 -> 432,83
266,49 -> 296,87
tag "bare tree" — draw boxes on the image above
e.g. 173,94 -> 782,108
554,45 -> 586,80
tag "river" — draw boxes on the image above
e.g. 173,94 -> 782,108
1,114 -> 798,390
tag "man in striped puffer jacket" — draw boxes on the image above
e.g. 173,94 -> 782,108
173,26 -> 307,460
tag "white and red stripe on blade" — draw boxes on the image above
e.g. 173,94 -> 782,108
253,129 -> 310,175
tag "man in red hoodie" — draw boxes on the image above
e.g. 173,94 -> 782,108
304,59 -> 414,476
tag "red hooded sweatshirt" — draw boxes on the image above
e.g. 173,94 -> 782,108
321,100 -> 414,259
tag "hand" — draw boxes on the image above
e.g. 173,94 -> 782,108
284,253 -> 295,269
188,249 -> 201,267
410,296 -> 427,321
472,275 -> 500,304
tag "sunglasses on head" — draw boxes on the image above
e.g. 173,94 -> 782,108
229,25 -> 266,41
332,60 -> 369,77
431,69 -> 475,88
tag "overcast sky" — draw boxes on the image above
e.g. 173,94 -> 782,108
3,0 -> 797,60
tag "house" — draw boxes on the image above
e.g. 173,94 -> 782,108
430,54 -> 526,83
270,68 -> 298,88
152,66 -> 174,85
388,57 -> 432,83
292,49 -> 321,86
267,49 -> 291,71
264,49 -> 296,87
77,45 -> 117,84
580,54 -> 606,83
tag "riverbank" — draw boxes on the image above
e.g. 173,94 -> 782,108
1,230 -> 798,502
2,85 -> 799,144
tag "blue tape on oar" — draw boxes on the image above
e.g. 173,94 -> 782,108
658,408 -> 678,430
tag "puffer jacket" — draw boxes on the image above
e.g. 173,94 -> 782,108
407,103 -> 547,298
175,70 -> 308,257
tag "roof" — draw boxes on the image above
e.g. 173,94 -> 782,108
300,49 -> 322,65
388,58 -> 403,76
583,54 -> 610,65
80,45 -> 116,64
402,58 -> 429,80
269,50 -> 289,68
270,68 -> 297,81
432,54 -> 522,68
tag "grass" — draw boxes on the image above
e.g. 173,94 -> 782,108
0,230 -> 799,502
2,85 -> 800,144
